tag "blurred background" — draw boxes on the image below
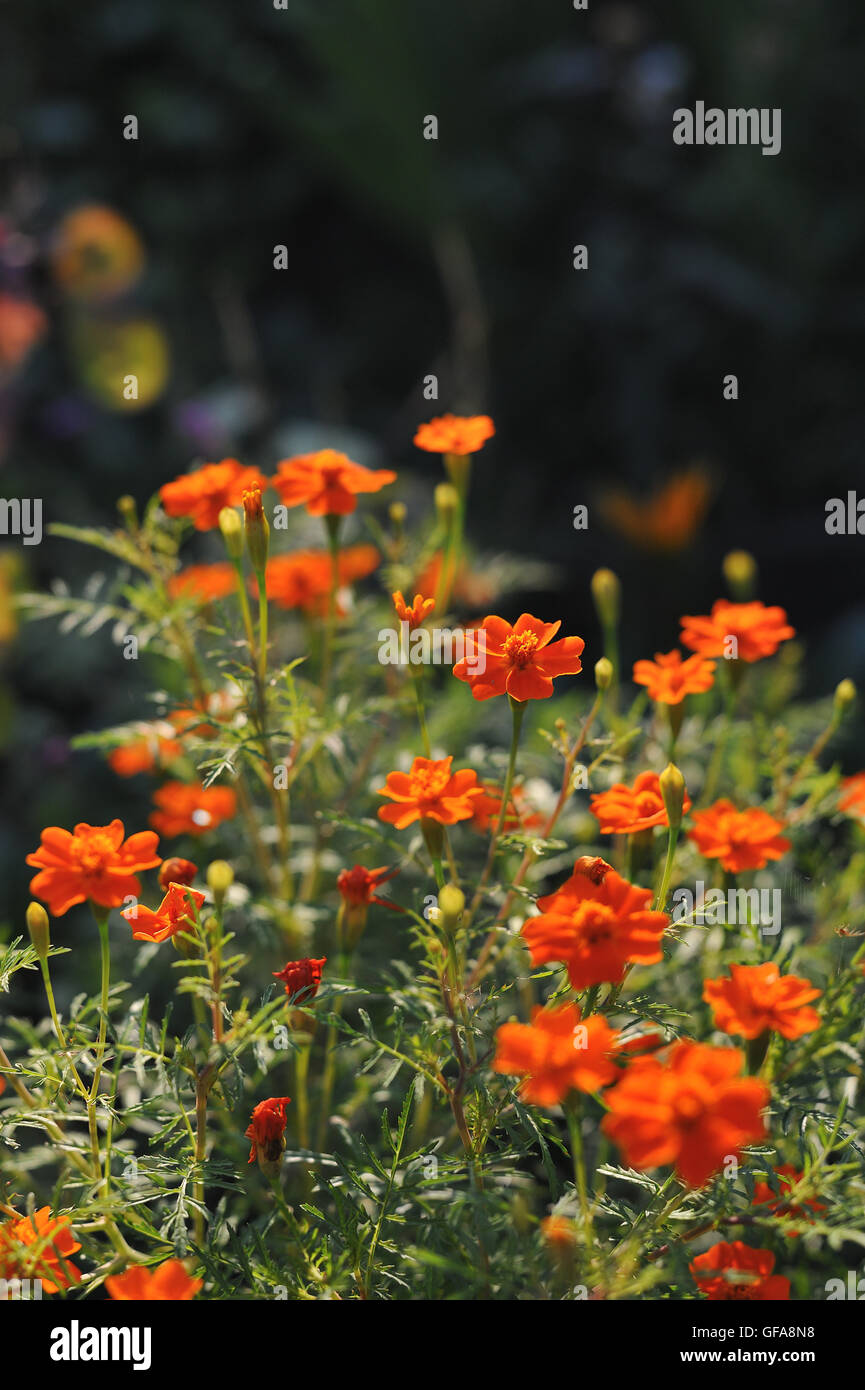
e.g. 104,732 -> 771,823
1,0 -> 864,939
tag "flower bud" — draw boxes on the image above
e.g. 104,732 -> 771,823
591,568 -> 621,628
722,550 -> 757,601
434,482 -> 459,522
389,501 -> 407,526
242,486 -> 269,573
219,506 -> 244,561
26,902 -> 50,960
117,495 -> 138,531
159,857 -> 198,891
659,762 -> 686,833
206,859 -> 234,906
436,883 -> 465,934
834,678 -> 856,716
594,656 -> 613,691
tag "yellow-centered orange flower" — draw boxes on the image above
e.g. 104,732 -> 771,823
453,613 -> 584,702
376,756 -> 483,829
703,963 -> 821,1041
272,450 -> 396,516
688,800 -> 790,873
414,414 -> 495,456
632,649 -> 716,705
493,1003 -> 619,1106
26,820 -> 162,917
590,770 -> 691,835
680,600 -> 795,662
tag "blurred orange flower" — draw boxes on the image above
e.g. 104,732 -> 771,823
150,782 -> 237,838
0,293 -> 48,370
632,649 -> 716,705
603,1041 -> 768,1189
160,460 -> 268,532
245,1096 -> 291,1165
272,450 -> 396,516
121,882 -> 207,944
839,772 -> 865,823
377,756 -> 483,829
0,1207 -> 82,1293
106,1259 -> 203,1301
751,1165 -> 825,1231
453,613 -> 584,702
108,727 -> 184,777
590,769 -> 691,836
493,1003 -> 619,1106
168,563 -> 237,604
703,963 -> 821,1041
414,550 -> 499,609
688,800 -> 790,873
599,465 -> 712,552
27,820 -> 161,917
51,205 -> 145,302
680,600 -> 795,663
470,781 -> 544,835
392,591 -> 435,628
414,414 -> 495,456
522,862 -> 668,990
263,545 -> 380,614
690,1242 -> 789,1301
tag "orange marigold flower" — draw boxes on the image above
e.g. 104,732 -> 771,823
751,1165 -> 825,1231
540,1215 -> 578,1250
167,563 -> 237,604
703,963 -> 821,1041
453,613 -> 584,702
632,649 -> 716,705
599,465 -> 713,552
121,882 -> 207,944
26,819 -> 162,917
392,590 -> 435,628
522,862 -> 669,991
839,772 -> 865,823
273,956 -> 327,1004
690,1241 -> 790,1301
158,857 -> 198,890
106,1259 -> 203,1301
262,545 -> 380,614
470,782 -> 544,835
337,864 -> 399,910
150,781 -> 237,838
680,600 -> 795,663
602,1040 -> 768,1189
160,459 -> 269,532
688,800 -> 790,874
590,769 -> 692,836
272,450 -> 396,516
108,727 -> 184,777
376,756 -> 483,829
245,1096 -> 291,1165
413,414 -> 495,457
493,1003 -> 619,1106
0,1207 -> 82,1293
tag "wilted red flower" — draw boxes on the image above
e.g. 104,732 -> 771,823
0,1208 -> 82,1293
376,756 -> 483,829
106,1259 -> 203,1301
392,590 -> 435,629
602,1041 -> 768,1189
121,882 -> 207,944
590,770 -> 692,836
150,781 -> 237,838
263,545 -> 380,615
632,649 -> 716,705
493,1003 -> 619,1106
160,460 -> 268,532
167,563 -> 237,604
273,957 -> 327,1004
245,1096 -> 292,1165
688,800 -> 790,873
690,1241 -> 790,1301
751,1165 -> 825,1232
158,857 -> 198,891
26,819 -> 162,917
680,600 -> 795,663
453,613 -> 584,702
272,451 -> 396,516
522,863 -> 669,991
703,963 -> 821,1041
414,414 -> 495,457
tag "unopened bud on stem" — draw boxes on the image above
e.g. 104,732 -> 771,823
26,902 -> 50,960
659,762 -> 686,833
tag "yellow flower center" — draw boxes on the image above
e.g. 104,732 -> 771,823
572,902 -> 616,944
410,766 -> 451,800
71,832 -> 116,876
503,631 -> 539,668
